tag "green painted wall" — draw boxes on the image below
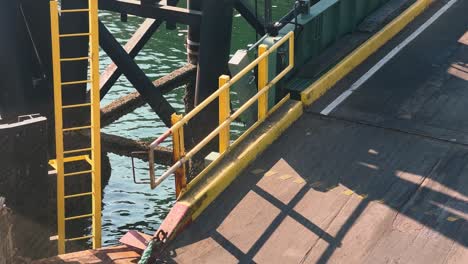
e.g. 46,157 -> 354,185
277,0 -> 390,69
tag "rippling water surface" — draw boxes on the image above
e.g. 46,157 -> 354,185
98,1 -> 295,245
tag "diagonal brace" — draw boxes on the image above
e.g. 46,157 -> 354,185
98,18 -> 164,100
99,20 -> 175,127
234,0 -> 266,36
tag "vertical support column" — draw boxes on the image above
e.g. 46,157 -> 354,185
184,0 -> 201,158
258,44 -> 269,120
20,0 -> 54,116
264,0 -> 272,32
187,0 -> 235,177
186,0 -> 201,65
166,0 -> 177,30
0,0 -> 33,122
218,75 -> 230,154
89,0 -> 102,250
172,114 -> 186,197
195,0 -> 235,105
49,1 -> 65,254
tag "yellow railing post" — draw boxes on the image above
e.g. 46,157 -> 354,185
172,113 -> 187,197
147,32 -> 294,191
289,33 -> 295,73
219,75 -> 231,153
49,0 -> 66,254
258,44 -> 269,120
89,0 -> 102,250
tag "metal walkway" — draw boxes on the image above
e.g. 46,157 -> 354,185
162,0 -> 468,263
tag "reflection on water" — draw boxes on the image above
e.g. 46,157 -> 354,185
98,1 -> 295,245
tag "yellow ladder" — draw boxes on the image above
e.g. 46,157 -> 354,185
49,0 -> 101,254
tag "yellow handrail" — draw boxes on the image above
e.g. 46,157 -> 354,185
148,31 -> 295,190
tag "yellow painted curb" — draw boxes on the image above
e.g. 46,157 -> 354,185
301,0 -> 433,106
178,101 -> 303,221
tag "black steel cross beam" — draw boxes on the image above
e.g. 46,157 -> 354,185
99,0 -> 202,26
99,20 -> 175,127
98,18 -> 163,99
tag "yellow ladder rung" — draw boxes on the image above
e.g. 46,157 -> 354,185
63,148 -> 92,155
65,213 -> 93,221
63,125 -> 92,132
65,235 -> 94,242
65,192 -> 93,199
64,170 -> 93,177
60,56 -> 90,62
63,155 -> 89,163
60,8 -> 90,13
50,155 -> 88,168
62,103 -> 92,109
61,79 -> 92,86
59,32 -> 91,38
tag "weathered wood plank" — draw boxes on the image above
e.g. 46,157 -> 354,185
165,114 -> 468,263
100,64 -> 196,127
33,245 -> 140,264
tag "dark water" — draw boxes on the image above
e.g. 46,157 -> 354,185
98,0 -> 295,246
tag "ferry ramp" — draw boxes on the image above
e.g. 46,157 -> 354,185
162,0 -> 468,263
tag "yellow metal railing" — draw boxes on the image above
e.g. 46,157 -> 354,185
148,31 -> 295,190
49,0 -> 101,254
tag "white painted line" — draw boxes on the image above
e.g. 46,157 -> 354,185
321,0 -> 459,115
